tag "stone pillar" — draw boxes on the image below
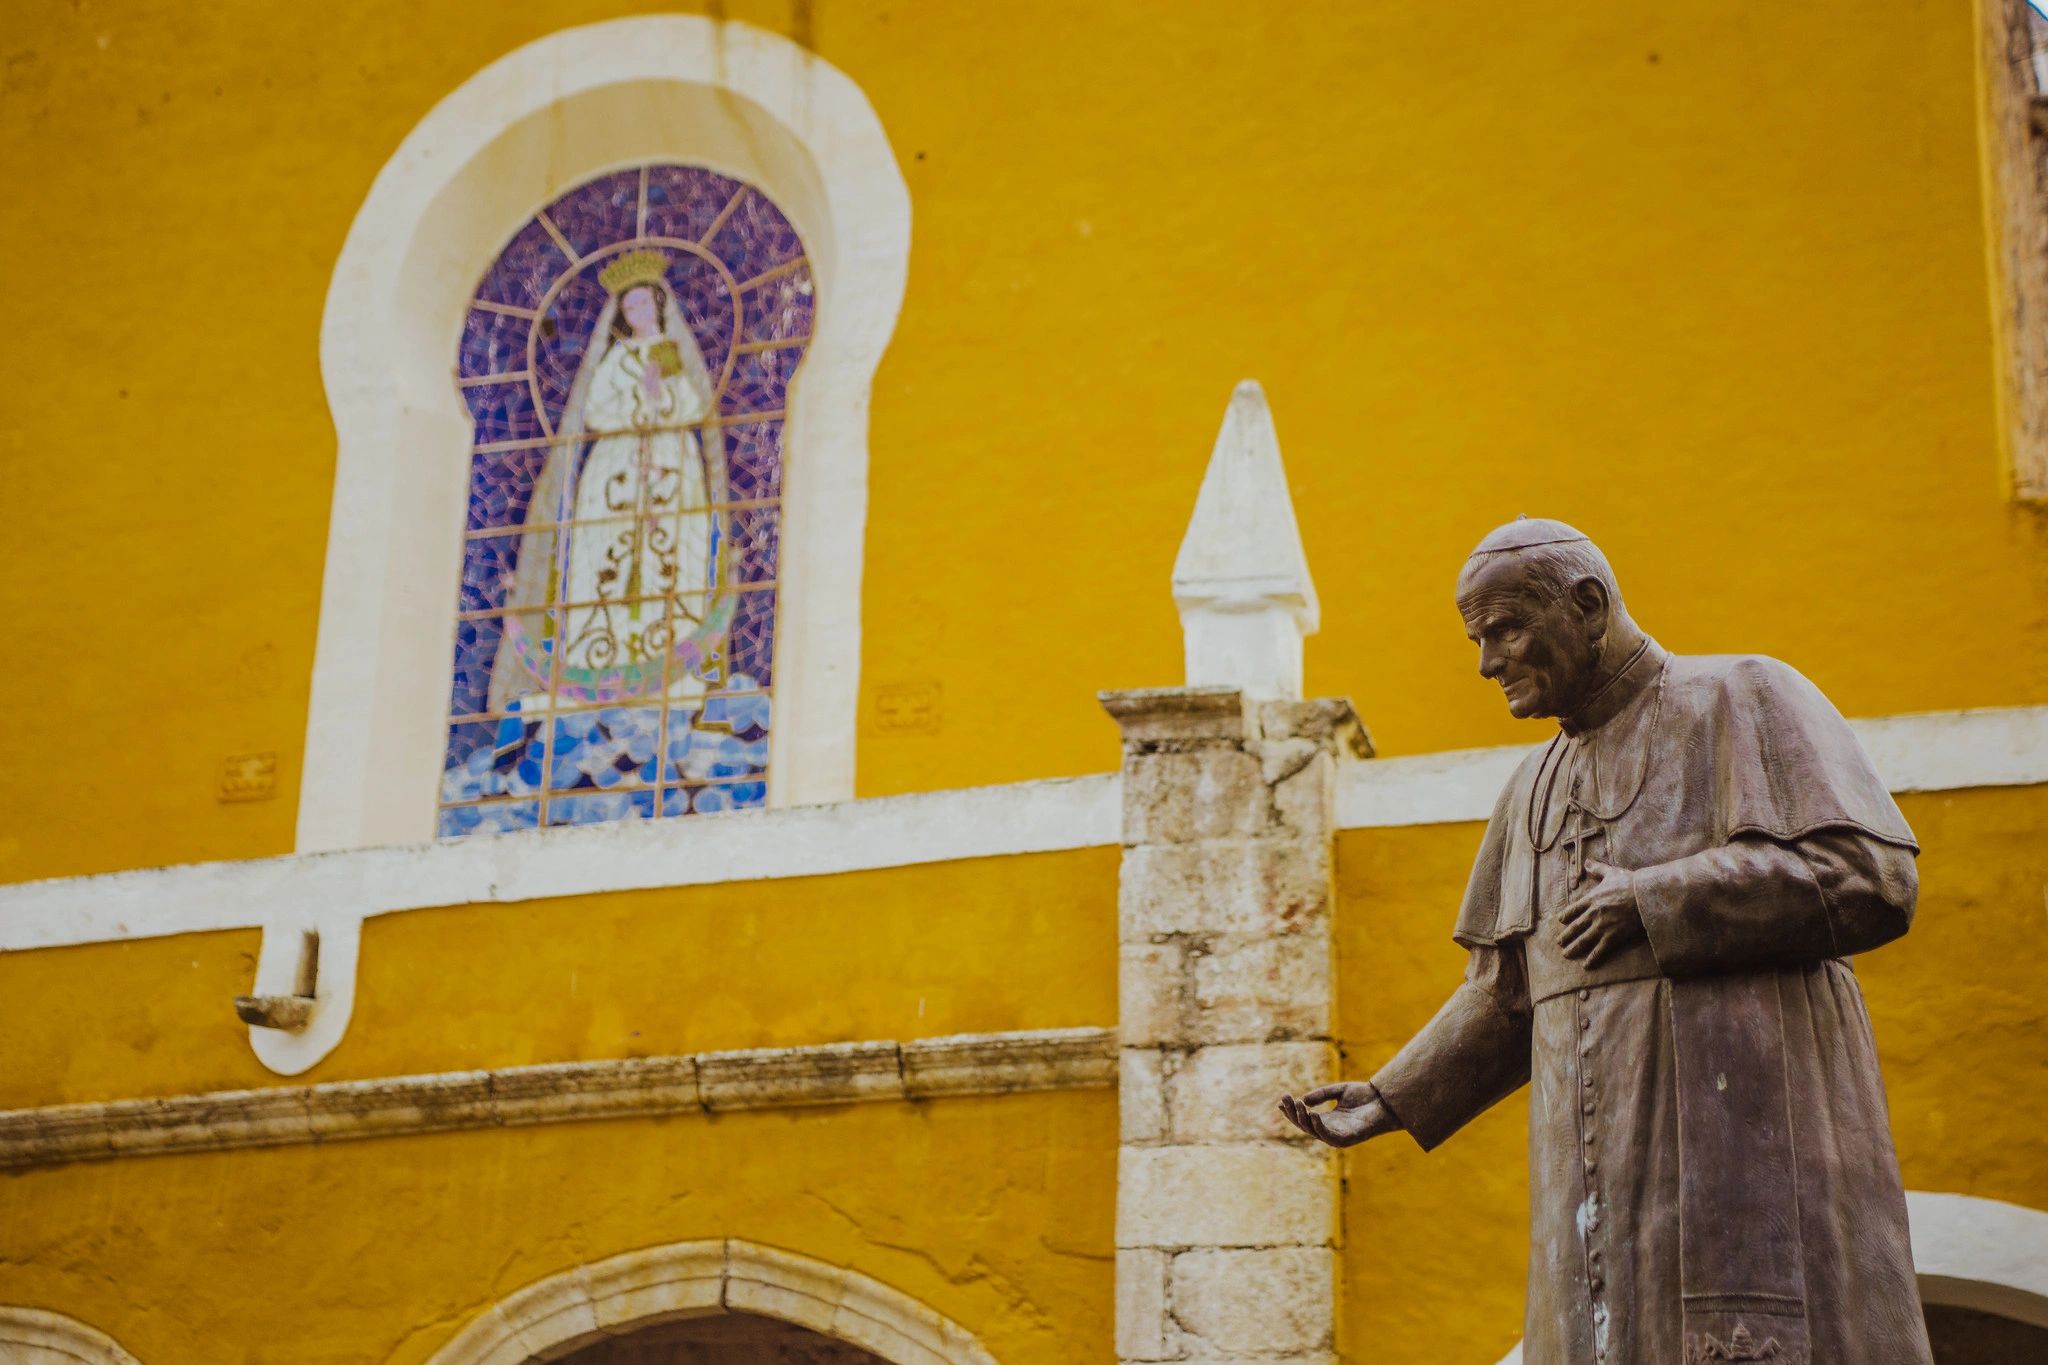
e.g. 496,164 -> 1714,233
1102,686 -> 1369,1365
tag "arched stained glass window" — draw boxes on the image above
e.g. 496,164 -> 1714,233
438,165 -> 812,836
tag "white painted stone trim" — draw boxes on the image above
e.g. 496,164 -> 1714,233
0,1028 -> 1114,1172
428,1238 -> 998,1365
0,1307 -> 142,1365
303,15 -> 910,854
0,772 -> 1114,1075
1336,703 -> 2048,830
1173,381 -> 1320,700
1496,1190 -> 2048,1362
0,705 -> 2038,1074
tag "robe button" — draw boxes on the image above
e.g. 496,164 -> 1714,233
1582,1073 -> 1594,1089
1580,1015 -> 1592,1030
1590,1273 -> 1605,1292
1577,988 -> 1590,1001
1583,1098 -> 1595,1116
1585,1158 -> 1598,1175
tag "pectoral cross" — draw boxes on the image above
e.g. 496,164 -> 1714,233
1560,798 -> 1605,886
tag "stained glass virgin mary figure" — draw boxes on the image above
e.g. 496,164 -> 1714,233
440,164 -> 810,835
489,248 -> 730,710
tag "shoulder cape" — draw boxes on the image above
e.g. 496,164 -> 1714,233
1453,653 -> 1917,949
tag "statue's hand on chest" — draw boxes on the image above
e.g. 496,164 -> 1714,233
1555,860 -> 1646,967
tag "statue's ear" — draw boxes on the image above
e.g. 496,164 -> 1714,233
1569,575 -> 1611,629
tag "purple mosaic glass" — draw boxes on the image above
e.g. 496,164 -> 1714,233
727,507 -> 781,584
543,171 -> 641,259
666,252 -> 737,377
643,165 -> 744,242
457,536 -> 523,616
532,272 -> 607,427
462,382 -> 544,447
473,218 -> 571,311
719,350 -> 790,417
467,447 -> 550,532
729,587 -> 777,687
722,420 -> 785,504
459,306 -> 533,379
707,189 -> 806,280
443,163 -> 809,836
740,265 -> 815,344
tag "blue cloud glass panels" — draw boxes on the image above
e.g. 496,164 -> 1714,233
438,165 -> 809,837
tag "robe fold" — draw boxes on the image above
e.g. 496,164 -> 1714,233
1371,641 -> 1933,1365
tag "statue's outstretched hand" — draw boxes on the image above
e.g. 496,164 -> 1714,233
1277,1081 -> 1400,1148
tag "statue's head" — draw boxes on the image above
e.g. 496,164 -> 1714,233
1455,518 -> 1628,720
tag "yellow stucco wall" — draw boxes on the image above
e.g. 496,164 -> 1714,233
0,847 -> 1118,1109
1,0 -> 2043,883
1335,784 -> 2048,1363
0,1091 -> 1117,1365
2,1 -> 2045,1361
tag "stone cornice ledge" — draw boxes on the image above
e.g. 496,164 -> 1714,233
0,1027 -> 1114,1171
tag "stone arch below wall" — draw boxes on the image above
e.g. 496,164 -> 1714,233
426,1239 -> 996,1365
552,1312 -> 885,1363
0,1306 -> 143,1364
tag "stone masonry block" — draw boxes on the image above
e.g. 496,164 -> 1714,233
1257,697 -> 1371,754
1269,747 -> 1335,836
1170,1246 -> 1336,1355
1189,931 -> 1332,1045
1119,839 -> 1330,940
1101,686 -> 1253,746
1122,748 -> 1267,845
1118,1143 -> 1334,1249
1121,942 -> 1188,1047
1167,1042 -> 1335,1144
1116,1247 -> 1172,1361
1121,1048 -> 1166,1144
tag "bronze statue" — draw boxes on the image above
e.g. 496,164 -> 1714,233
1280,518 -> 1933,1364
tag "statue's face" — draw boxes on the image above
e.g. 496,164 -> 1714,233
1456,554 -> 1604,720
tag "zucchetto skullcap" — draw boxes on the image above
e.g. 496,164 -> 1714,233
1467,516 -> 1592,558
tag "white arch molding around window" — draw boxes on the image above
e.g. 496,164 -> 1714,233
301,15 -> 909,853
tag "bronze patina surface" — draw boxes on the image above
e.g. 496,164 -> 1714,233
1280,518 -> 1933,1365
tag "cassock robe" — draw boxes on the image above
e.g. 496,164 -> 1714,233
1372,641 -> 1934,1365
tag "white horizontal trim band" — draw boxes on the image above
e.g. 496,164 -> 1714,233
0,774 -> 1122,953
0,705 -> 2039,955
0,1027 -> 1116,1170
1335,703 -> 2048,829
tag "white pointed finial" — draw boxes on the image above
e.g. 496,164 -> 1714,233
1171,380 -> 1319,699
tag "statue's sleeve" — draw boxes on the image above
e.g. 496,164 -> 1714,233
1369,943 -> 1533,1152
1633,828 -> 1918,976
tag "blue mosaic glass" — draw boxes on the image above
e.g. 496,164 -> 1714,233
441,163 -> 806,836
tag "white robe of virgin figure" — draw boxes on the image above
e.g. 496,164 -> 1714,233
556,330 -> 713,683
